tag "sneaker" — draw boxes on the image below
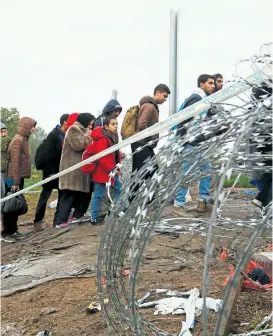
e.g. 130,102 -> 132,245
11,231 -> 25,240
1,234 -> 16,243
55,222 -> 69,229
90,218 -> 104,226
72,215 -> 90,222
197,199 -> 206,213
252,199 -> 262,209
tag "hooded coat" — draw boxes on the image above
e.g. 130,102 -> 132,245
85,127 -> 120,184
59,121 -> 92,192
94,99 -> 122,128
7,117 -> 36,185
66,113 -> 79,129
1,122 -> 11,174
136,96 -> 159,147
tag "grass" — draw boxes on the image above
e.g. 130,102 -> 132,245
24,167 -> 43,191
223,174 -> 253,188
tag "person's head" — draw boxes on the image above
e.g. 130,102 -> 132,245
213,73 -> 223,92
153,84 -> 171,104
197,74 -> 215,95
60,114 -> 70,132
1,122 -> 7,137
18,117 -> 36,137
77,113 -> 95,130
104,116 -> 118,133
102,100 -> 122,118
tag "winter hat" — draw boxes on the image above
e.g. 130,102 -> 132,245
77,113 -> 95,128
67,113 -> 80,129
0,122 -> 7,130
102,99 -> 122,115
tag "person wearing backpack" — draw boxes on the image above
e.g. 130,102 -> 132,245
94,99 -> 122,128
82,116 -> 122,225
124,84 -> 170,201
173,74 -> 217,214
53,113 -> 94,228
1,117 -> 36,242
33,114 -> 69,230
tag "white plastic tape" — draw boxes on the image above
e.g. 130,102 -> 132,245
1,63 -> 272,204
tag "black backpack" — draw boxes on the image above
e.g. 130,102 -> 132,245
35,140 -> 47,170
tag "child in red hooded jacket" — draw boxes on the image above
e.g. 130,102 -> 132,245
86,116 -> 122,225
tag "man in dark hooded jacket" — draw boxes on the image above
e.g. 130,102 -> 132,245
94,99 -> 122,128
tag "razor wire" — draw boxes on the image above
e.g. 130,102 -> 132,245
96,44 -> 273,336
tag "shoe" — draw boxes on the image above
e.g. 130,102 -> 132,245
172,204 -> 193,217
197,199 -> 206,213
33,221 -> 44,232
1,234 -> 16,243
72,215 -> 90,222
55,222 -> 69,229
11,231 -> 25,240
90,218 -> 104,226
252,199 -> 262,209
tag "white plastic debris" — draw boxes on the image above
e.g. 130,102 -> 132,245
48,199 -> 58,209
139,287 -> 223,336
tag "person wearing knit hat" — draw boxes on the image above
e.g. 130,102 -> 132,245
54,113 -> 95,228
77,113 -> 95,130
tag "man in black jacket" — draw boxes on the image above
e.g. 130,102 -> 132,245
33,114 -> 69,230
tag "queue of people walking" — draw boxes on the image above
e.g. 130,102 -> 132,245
1,74 -> 272,243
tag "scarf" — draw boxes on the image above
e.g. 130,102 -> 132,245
102,129 -> 119,164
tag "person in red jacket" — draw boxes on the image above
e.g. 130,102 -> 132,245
87,117 -> 122,225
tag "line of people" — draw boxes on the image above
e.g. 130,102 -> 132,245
1,74 -> 271,242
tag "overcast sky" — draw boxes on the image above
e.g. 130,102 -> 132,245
0,0 -> 272,132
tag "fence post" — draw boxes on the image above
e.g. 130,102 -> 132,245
169,10 -> 179,117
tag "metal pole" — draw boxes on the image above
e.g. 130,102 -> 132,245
169,10 -> 179,116
112,89 -> 118,100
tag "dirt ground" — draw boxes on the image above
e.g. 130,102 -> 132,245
1,191 -> 272,336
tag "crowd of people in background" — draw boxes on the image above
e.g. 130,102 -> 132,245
0,73 -> 272,243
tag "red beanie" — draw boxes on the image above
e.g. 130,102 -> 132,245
67,113 -> 80,129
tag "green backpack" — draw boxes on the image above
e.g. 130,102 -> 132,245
121,105 -> 140,140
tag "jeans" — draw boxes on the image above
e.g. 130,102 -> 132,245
91,176 -> 122,220
174,146 -> 212,207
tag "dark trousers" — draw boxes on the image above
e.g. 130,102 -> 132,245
2,179 -> 24,235
257,172 -> 272,207
130,142 -> 158,202
34,180 -> 60,223
53,187 -> 93,225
